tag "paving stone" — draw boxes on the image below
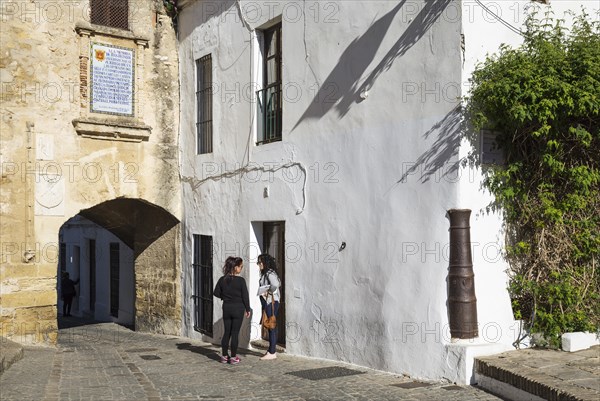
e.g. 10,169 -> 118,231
0,320 -> 507,400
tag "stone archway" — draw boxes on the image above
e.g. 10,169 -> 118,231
76,198 -> 181,334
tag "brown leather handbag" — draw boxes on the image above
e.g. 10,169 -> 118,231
261,293 -> 277,330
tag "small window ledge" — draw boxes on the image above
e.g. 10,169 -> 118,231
72,118 -> 152,142
75,21 -> 149,44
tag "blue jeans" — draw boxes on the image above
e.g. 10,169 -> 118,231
260,297 -> 279,354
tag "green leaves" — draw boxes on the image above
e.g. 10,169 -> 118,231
466,10 -> 600,347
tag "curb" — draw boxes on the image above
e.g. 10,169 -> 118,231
0,337 -> 24,375
475,356 -> 595,401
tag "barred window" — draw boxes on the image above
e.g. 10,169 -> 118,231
192,234 -> 213,336
90,0 -> 129,30
196,55 -> 213,154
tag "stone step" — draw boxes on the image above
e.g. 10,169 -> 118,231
0,337 -> 24,374
474,347 -> 600,401
249,339 -> 285,353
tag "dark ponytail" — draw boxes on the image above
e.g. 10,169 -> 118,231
223,256 -> 243,283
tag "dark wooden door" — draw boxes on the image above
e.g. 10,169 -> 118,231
263,221 -> 285,345
89,239 -> 96,311
109,243 -> 120,318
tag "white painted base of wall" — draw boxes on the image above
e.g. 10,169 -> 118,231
561,332 -> 600,352
443,340 -> 513,385
474,373 -> 546,401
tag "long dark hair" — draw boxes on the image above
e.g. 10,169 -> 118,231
258,253 -> 277,279
223,256 -> 243,283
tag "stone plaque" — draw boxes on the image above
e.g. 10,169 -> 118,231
35,173 -> 65,216
90,43 -> 135,116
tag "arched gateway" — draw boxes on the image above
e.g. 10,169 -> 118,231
59,199 -> 180,333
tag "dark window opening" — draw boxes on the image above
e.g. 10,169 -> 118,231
257,23 -> 282,145
60,243 -> 67,273
90,0 -> 129,30
196,55 -> 213,154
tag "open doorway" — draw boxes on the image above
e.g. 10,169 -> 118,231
250,221 -> 286,347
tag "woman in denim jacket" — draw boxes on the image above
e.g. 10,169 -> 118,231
257,253 -> 281,360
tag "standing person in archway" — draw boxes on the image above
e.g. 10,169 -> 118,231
61,272 -> 79,317
213,257 -> 251,365
257,253 -> 281,360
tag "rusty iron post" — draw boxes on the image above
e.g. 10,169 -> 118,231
447,209 -> 478,339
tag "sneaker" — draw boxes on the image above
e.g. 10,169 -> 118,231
260,352 -> 277,360
220,355 -> 229,364
229,356 -> 240,365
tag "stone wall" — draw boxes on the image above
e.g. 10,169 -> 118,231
135,225 -> 181,335
0,0 -> 181,344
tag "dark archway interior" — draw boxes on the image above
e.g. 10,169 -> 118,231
78,198 -> 179,257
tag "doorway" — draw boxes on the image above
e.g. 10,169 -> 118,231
73,245 -> 81,314
109,243 -> 120,318
262,221 -> 285,346
88,239 -> 96,312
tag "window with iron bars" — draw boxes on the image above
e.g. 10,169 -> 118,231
196,55 -> 213,154
192,234 -> 213,336
257,23 -> 282,145
90,0 -> 129,30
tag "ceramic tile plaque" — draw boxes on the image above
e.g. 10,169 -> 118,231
90,43 -> 135,116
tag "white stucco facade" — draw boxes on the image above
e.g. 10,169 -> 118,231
176,0 -> 596,382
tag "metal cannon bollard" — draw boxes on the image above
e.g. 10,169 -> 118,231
447,209 -> 478,339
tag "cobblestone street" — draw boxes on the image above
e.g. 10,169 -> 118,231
0,320 -> 504,401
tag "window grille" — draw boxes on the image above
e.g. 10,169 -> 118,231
192,235 -> 213,336
90,0 -> 129,30
196,55 -> 213,154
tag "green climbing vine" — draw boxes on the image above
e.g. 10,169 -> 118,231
466,10 -> 600,348
163,0 -> 178,30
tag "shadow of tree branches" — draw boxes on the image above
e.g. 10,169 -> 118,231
293,0 -> 452,130
383,105 -> 483,196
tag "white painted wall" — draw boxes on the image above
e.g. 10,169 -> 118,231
59,216 -> 134,326
176,0 -> 588,381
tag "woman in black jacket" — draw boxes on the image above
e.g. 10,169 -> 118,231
213,257 -> 251,365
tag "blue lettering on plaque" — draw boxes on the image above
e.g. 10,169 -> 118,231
90,43 -> 135,116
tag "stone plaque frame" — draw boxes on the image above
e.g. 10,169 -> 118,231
73,22 -> 151,142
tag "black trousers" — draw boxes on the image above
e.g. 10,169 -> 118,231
63,295 -> 74,316
221,303 -> 244,357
